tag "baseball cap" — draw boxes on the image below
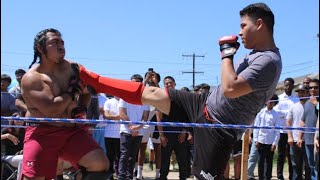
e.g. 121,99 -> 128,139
295,84 -> 309,92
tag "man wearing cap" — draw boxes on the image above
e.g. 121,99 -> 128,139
286,84 -> 311,179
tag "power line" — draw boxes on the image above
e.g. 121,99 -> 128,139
282,66 -> 319,75
2,51 -> 318,68
1,51 -> 218,66
283,60 -> 318,67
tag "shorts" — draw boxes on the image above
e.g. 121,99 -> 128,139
231,139 -> 242,157
151,137 -> 160,144
141,125 -> 161,144
148,138 -> 154,149
167,89 -> 238,179
141,125 -> 152,143
22,124 -> 101,179
147,137 -> 160,150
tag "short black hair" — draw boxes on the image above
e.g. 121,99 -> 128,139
284,77 -> 295,85
15,69 -> 26,75
270,94 -> 279,105
181,87 -> 190,92
200,83 -> 210,90
193,84 -> 201,91
310,78 -> 319,84
164,76 -> 175,83
240,3 -> 275,33
1,74 -> 12,84
131,74 -> 143,82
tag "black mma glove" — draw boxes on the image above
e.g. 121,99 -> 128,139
71,106 -> 87,119
219,35 -> 240,59
67,63 -> 81,99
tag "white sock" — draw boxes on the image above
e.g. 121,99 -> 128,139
137,165 -> 143,178
155,169 -> 160,178
134,162 -> 138,171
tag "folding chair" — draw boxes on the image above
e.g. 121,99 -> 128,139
62,160 -> 80,180
63,169 -> 80,180
1,155 -> 23,180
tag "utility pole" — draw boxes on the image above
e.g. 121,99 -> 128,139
182,53 -> 205,89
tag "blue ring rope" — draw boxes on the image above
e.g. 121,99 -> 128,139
0,125 -> 189,134
1,116 -> 318,133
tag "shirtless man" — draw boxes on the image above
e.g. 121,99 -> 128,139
20,28 -> 109,180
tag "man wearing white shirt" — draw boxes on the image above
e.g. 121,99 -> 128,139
136,71 -> 162,180
274,77 -> 298,180
118,74 -> 150,180
104,96 -> 121,180
253,94 -> 280,180
286,84 -> 310,180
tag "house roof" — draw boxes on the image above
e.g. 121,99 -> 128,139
275,72 -> 319,95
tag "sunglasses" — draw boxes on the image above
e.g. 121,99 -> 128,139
309,86 -> 319,90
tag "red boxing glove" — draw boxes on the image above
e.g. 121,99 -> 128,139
219,35 -> 240,59
74,64 -> 145,105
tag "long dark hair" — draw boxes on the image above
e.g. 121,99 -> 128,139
29,28 -> 62,69
87,87 -> 100,120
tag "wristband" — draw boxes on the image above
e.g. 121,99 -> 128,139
221,47 -> 236,60
67,92 -> 76,101
220,42 -> 240,59
71,106 -> 87,119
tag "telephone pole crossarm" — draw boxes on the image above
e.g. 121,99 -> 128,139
182,53 -> 205,88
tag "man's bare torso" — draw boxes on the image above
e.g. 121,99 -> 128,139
22,60 -> 78,127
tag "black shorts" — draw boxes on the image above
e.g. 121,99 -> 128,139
167,89 -> 238,179
231,139 -> 243,157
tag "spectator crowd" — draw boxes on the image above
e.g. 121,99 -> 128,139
1,68 -> 319,180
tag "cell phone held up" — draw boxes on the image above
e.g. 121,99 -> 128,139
147,68 -> 154,82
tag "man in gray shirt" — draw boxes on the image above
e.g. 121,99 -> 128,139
299,78 -> 319,180
76,3 -> 281,180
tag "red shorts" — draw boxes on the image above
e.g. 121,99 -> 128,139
22,124 -> 101,179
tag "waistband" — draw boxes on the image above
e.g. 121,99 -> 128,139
25,122 -> 78,128
25,122 -> 40,127
203,105 -> 217,122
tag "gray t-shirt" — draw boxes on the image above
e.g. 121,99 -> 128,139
302,100 -> 318,145
206,49 -> 282,137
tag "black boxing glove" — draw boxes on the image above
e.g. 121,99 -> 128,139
67,75 -> 81,100
219,35 -> 240,59
68,63 -> 85,100
70,63 -> 80,79
71,106 -> 87,119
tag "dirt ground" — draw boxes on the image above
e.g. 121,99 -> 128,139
140,162 -> 290,180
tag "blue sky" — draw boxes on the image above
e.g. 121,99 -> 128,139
1,0 -> 319,89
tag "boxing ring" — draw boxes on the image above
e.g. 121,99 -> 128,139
1,115 -> 318,179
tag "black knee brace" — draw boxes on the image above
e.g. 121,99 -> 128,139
81,169 -> 112,180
